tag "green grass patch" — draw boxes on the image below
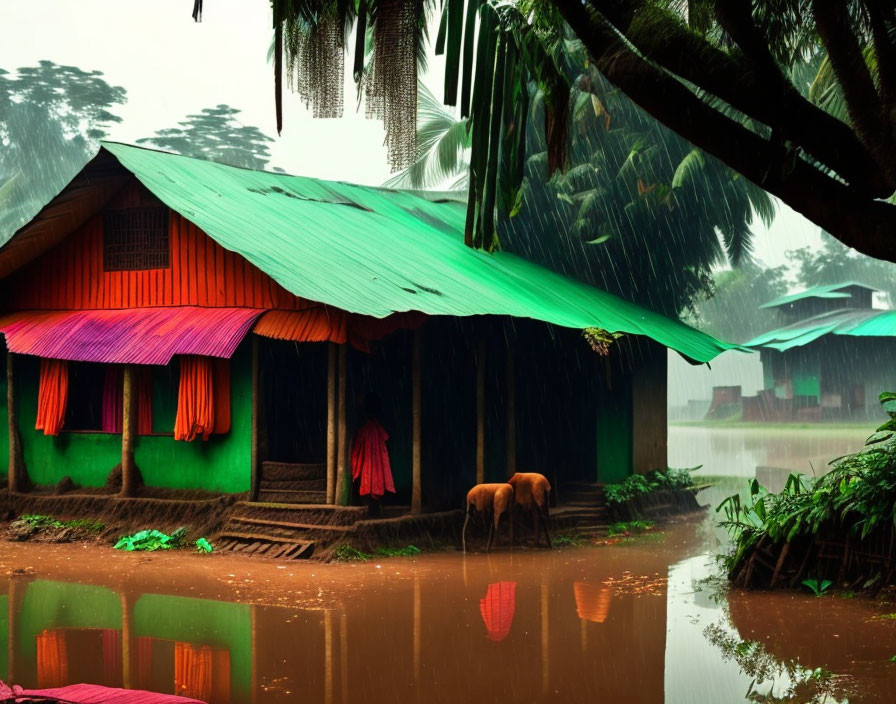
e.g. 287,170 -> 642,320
374,545 -> 421,558
19,514 -> 104,533
554,533 -> 587,547
608,520 -> 654,537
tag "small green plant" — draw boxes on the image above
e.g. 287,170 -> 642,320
195,537 -> 214,553
801,578 -> 833,597
890,654 -> 896,663
114,527 -> 187,552
19,514 -> 104,533
374,545 -> 421,557
603,467 -> 698,505
332,545 -> 372,561
875,612 -> 896,620
608,520 -> 654,536
554,533 -> 586,547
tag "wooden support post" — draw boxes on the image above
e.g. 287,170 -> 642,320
540,582 -> 549,695
339,612 -> 348,704
335,344 -> 348,505
326,343 -> 337,504
324,610 -> 334,704
120,365 -> 138,498
476,338 -> 486,485
120,592 -> 135,690
7,353 -> 23,493
250,337 -> 261,501
411,329 -> 422,515
506,346 -> 516,478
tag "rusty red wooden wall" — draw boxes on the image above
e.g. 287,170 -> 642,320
5,180 -> 308,312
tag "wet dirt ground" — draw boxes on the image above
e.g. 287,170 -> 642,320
1,504 -> 895,703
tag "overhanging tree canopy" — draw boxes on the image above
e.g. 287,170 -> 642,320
196,1 -> 896,262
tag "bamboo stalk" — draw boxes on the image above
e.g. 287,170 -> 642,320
505,345 -> 516,478
120,365 -> 138,498
7,352 -> 23,493
250,337 -> 261,502
335,344 -> 348,505
412,329 -> 422,515
476,338 -> 485,485
326,343 -> 337,504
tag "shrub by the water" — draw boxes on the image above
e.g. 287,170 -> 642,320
719,392 -> 896,589
603,466 -> 698,505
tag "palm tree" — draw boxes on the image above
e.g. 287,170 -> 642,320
383,82 -> 470,191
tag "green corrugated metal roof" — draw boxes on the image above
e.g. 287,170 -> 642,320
759,281 -> 878,309
746,307 -> 896,351
10,142 -> 739,363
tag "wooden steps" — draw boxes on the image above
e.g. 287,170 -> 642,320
214,498 -> 369,560
215,532 -> 315,559
229,515 -> 355,533
257,462 -> 327,504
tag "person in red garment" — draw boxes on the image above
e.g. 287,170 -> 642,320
351,393 -> 395,515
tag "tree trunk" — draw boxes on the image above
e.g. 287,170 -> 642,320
505,345 -> 516,478
335,344 -> 348,505
7,353 -> 24,494
476,338 -> 486,485
411,329 -> 422,515
326,342 -> 337,504
120,365 -> 138,498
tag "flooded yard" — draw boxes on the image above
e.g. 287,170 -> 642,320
0,502 -> 895,702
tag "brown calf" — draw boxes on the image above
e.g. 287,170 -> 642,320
462,483 -> 514,553
508,472 -> 552,548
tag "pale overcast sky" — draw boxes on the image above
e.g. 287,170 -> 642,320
1,0 -> 820,267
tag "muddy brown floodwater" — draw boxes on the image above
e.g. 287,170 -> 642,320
0,500 -> 895,702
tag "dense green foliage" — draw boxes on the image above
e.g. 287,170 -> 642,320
0,62 -> 126,242
719,392 -> 896,575
607,520 -> 653,537
114,527 -> 187,552
18,514 -> 104,533
137,104 -> 276,170
603,466 -> 696,506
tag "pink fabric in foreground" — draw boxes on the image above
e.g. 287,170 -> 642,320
0,681 -> 205,703
0,307 -> 264,365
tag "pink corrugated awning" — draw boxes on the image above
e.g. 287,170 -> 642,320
0,307 -> 264,365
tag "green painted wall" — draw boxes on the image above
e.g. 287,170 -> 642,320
135,594 -> 251,700
0,351 -> 9,481
17,580 -> 122,683
596,372 -> 633,484
17,341 -> 252,493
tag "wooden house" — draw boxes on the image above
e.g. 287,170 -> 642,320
0,143 -> 732,509
746,282 -> 896,420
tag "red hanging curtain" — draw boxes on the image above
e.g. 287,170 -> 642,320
212,359 -> 230,435
479,582 -> 517,642
175,357 -> 214,441
174,642 -> 213,702
36,629 -> 69,688
134,636 -> 154,691
175,357 -> 229,441
351,419 -> 395,499
101,628 -> 122,686
102,367 -> 153,434
36,359 -> 68,436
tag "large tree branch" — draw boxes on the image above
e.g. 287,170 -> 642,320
865,1 -> 896,117
555,0 -> 896,262
590,0 -> 892,196
812,0 -> 896,179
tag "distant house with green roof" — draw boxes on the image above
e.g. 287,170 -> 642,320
0,143 -> 734,536
746,282 -> 896,420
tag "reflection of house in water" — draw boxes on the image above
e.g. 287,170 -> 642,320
1,579 -> 250,703
745,282 -> 896,421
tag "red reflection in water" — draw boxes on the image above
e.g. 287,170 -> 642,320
573,582 -> 611,623
479,582 -> 516,642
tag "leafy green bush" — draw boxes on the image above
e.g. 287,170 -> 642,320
195,537 -> 214,553
718,392 -> 896,574
603,466 -> 698,505
374,545 -> 421,557
608,520 -> 654,536
114,527 -> 187,552
19,514 -> 104,533
332,545 -> 372,561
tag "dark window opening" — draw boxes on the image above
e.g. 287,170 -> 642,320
103,207 -> 170,271
65,362 -> 106,431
